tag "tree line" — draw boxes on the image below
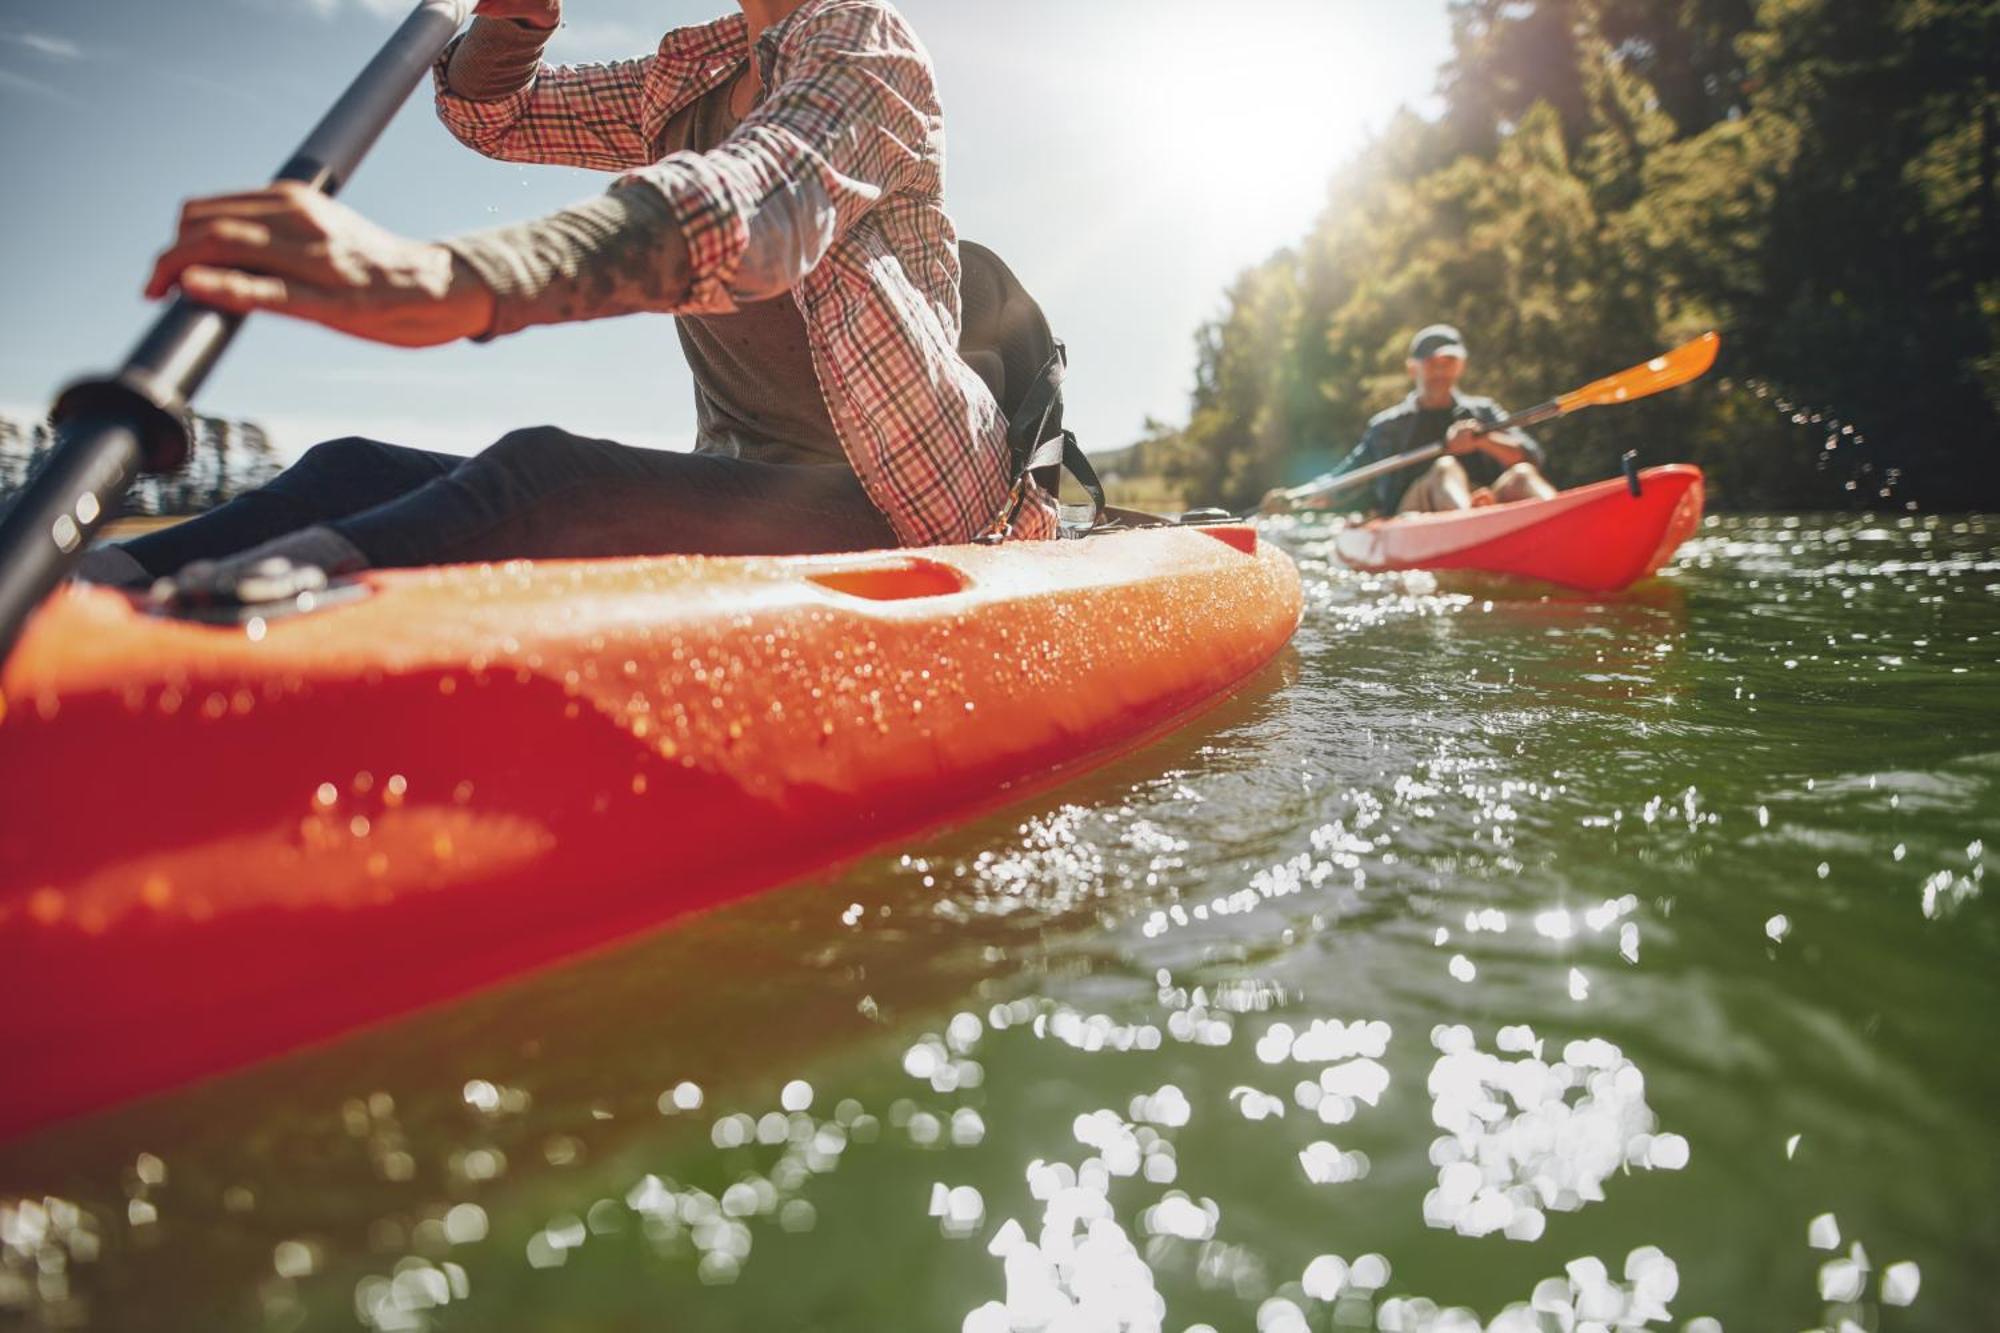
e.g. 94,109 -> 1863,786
1143,0 -> 1997,512
0,412 -> 283,517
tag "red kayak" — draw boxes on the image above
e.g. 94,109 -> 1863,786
0,524 -> 1299,1137
1333,465 -> 1705,592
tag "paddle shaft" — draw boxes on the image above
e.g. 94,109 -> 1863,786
0,0 -> 469,662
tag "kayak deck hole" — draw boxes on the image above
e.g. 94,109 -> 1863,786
805,558 -> 970,602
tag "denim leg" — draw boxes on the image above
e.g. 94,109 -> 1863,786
332,426 -> 900,565
118,437 -> 459,576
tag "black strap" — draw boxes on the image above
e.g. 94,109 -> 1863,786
982,340 -> 1104,540
1008,343 -> 1067,477
1022,428 -> 1105,536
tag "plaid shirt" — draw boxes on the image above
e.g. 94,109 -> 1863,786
433,0 -> 1056,545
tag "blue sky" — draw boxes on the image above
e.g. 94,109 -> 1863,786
0,0 -> 1449,459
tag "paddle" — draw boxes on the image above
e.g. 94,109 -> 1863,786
0,0 -> 471,663
1265,331 -> 1722,512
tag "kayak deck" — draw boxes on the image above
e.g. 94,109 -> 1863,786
0,525 -> 1300,1137
1333,464 -> 1705,592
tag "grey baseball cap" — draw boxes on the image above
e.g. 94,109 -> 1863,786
1409,324 -> 1468,361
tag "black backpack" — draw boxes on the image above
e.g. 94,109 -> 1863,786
957,241 -> 1104,538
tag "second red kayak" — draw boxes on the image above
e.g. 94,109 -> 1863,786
1333,465 -> 1705,592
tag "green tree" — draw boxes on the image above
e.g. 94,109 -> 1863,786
1142,0 -> 2000,513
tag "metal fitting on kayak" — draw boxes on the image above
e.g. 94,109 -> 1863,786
148,557 -> 370,627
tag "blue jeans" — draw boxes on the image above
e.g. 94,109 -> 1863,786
120,427 -> 901,576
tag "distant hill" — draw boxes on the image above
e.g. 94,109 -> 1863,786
0,410 -> 282,517
1090,441 -> 1142,479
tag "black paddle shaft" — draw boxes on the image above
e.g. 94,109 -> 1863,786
0,0 -> 469,662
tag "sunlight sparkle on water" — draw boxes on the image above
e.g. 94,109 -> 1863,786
1882,1260 -> 1921,1306
1424,1027 -> 1684,1241
19,515 -> 1993,1333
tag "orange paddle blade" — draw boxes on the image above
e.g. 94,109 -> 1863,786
1556,331 -> 1720,414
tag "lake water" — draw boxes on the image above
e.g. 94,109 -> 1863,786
2,513 -> 1994,1332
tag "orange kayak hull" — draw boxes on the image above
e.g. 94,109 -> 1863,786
1333,465 -> 1705,592
0,525 -> 1299,1137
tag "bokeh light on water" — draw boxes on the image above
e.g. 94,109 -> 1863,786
1,513 -> 1994,1330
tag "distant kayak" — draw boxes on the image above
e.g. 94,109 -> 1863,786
0,524 -> 1300,1137
1334,465 -> 1705,592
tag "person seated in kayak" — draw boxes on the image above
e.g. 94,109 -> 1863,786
77,0 -> 1057,595
1262,324 -> 1556,516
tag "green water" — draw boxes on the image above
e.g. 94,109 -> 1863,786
3,514 -> 1995,1332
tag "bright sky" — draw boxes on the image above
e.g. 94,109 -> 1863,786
0,0 -> 1449,460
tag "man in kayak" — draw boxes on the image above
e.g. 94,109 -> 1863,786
1262,325 -> 1555,516
78,0 -> 1056,595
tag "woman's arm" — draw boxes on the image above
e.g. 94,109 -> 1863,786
137,4 -> 933,344
433,15 -> 658,171
446,1 -> 940,335
616,1 -> 936,313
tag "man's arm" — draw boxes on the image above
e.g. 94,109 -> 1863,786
1261,431 -> 1377,514
1446,408 -> 1542,469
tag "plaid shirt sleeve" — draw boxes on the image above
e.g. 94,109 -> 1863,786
615,3 -> 926,316
431,20 -> 739,172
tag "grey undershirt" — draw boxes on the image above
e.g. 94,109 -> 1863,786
441,18 -> 844,466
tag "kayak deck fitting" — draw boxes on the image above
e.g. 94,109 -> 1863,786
0,524 -> 1300,1137
1333,464 -> 1705,592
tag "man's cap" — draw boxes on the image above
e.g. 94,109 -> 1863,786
1409,324 -> 1468,361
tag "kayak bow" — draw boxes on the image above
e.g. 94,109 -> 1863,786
0,524 -> 1299,1136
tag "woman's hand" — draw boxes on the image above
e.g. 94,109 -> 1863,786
472,0 -> 561,29
144,183 -> 495,347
